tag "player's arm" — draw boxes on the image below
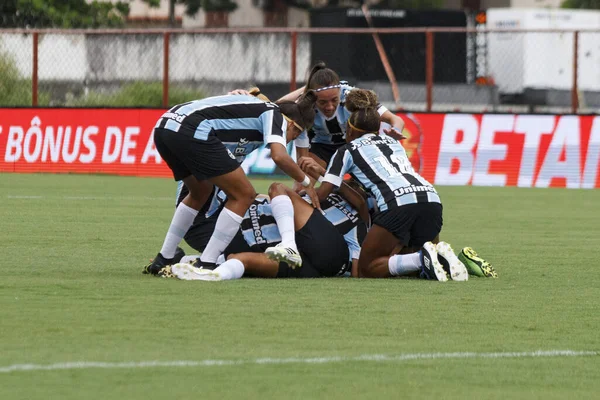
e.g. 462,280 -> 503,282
296,146 -> 309,160
337,184 -> 369,224
315,147 -> 353,202
380,110 -> 406,140
269,143 -> 321,211
351,259 -> 359,278
277,86 -> 306,102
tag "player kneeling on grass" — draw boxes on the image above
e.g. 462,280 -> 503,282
309,89 -> 470,281
170,182 -> 363,280
143,89 -> 319,275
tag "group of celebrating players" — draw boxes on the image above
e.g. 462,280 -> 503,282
143,62 -> 498,282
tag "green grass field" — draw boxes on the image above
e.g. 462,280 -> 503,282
1,173 -> 599,399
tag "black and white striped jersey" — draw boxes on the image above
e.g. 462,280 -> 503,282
295,83 -> 387,148
323,133 -> 440,212
155,94 -> 287,162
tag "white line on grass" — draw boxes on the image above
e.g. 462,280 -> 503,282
1,350 -> 597,374
6,195 -> 173,201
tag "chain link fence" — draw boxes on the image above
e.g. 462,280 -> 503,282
1,28 -> 598,112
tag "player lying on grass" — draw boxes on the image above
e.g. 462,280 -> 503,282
144,89 -> 319,275
168,181 -> 367,280
306,88 -> 470,282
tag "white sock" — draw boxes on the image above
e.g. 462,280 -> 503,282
200,207 -> 243,263
213,258 -> 245,280
159,202 -> 198,259
270,195 -> 297,250
388,252 -> 422,276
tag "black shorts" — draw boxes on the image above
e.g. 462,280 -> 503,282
373,202 -> 443,248
154,128 -> 239,181
277,209 -> 350,278
309,142 -> 345,165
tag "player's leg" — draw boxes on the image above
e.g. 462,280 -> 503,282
357,224 -> 402,278
172,251 -> 321,281
144,129 -> 216,275
359,204 -> 447,280
294,208 -> 351,277
198,167 -> 256,267
263,182 -> 311,268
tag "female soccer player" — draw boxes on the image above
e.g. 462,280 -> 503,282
144,91 -> 318,274
309,89 -> 468,281
279,62 -> 406,168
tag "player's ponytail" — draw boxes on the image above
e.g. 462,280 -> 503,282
248,86 -> 271,102
305,62 -> 340,92
276,90 -> 317,131
346,89 -> 380,134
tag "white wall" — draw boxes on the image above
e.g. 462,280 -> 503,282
0,33 -> 311,83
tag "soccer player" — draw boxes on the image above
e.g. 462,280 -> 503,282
278,62 -> 407,168
143,91 -> 319,275
309,88 -> 469,281
169,182 -> 366,280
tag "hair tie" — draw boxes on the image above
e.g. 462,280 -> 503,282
348,120 -> 368,133
315,84 -> 342,92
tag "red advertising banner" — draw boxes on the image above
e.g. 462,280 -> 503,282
1,109 -> 599,189
405,113 -> 600,189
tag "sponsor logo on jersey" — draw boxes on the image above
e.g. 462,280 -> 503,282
351,135 -> 397,150
162,112 -> 185,123
234,138 -> 249,155
394,185 -> 436,196
248,203 -> 266,244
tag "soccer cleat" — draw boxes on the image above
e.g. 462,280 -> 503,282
265,244 -> 302,268
419,242 -> 448,282
171,263 -> 222,281
458,247 -> 498,278
436,241 -> 469,282
142,247 -> 185,276
157,265 -> 176,279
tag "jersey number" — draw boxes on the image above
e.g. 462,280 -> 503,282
374,155 -> 410,177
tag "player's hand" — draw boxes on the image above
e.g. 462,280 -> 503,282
384,126 -> 406,140
292,180 -> 304,193
298,157 -> 325,177
303,185 -> 322,212
228,89 -> 251,95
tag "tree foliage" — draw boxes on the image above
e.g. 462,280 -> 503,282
561,0 -> 600,9
141,0 -> 236,15
0,0 -> 130,28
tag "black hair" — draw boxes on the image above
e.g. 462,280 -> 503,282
276,90 -> 317,130
305,62 -> 340,92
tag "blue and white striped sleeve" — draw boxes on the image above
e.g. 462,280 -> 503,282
261,108 -> 287,147
323,146 -> 353,188
294,130 -> 309,148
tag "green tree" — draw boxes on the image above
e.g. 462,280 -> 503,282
561,0 -> 600,9
0,0 -> 130,28
141,0 -> 236,27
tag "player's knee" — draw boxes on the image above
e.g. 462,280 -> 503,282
267,182 -> 286,199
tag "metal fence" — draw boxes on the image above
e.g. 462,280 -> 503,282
1,27 -> 599,113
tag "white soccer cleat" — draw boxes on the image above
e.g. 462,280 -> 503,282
170,263 -> 222,281
436,241 -> 469,282
265,244 -> 302,268
420,242 -> 448,282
